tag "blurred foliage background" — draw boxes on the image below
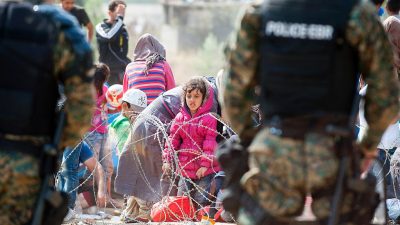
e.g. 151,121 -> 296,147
75,0 -> 245,85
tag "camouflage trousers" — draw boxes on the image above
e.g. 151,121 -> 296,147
0,150 -> 41,225
238,128 -> 355,225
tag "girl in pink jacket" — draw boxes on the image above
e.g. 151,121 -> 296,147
163,77 -> 221,209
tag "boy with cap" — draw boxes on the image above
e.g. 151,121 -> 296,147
108,89 -> 147,155
109,89 -> 153,222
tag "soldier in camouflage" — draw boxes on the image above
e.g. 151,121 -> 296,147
0,1 -> 94,225
223,0 -> 400,224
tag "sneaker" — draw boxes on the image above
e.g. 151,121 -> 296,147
63,208 -> 75,222
75,201 -> 82,215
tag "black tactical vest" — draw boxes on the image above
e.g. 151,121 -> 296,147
0,2 -> 59,136
259,0 -> 359,119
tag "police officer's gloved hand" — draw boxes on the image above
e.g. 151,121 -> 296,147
216,135 -> 246,174
216,135 -> 250,218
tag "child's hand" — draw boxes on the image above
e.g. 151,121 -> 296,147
162,163 -> 171,174
196,167 -> 207,179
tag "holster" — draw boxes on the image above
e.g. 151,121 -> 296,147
327,133 -> 381,225
31,110 -> 67,225
36,189 -> 69,225
30,144 -> 68,225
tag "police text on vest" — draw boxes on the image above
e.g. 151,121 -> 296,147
265,21 -> 334,40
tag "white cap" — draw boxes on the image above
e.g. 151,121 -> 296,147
122,89 -> 147,108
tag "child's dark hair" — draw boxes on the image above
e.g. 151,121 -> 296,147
387,0 -> 400,13
182,77 -> 207,101
370,0 -> 384,6
109,0 -> 126,12
94,63 -> 110,96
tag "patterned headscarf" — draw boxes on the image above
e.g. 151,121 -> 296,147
133,33 -> 166,75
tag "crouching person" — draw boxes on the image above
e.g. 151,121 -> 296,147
113,89 -> 155,222
56,141 -> 106,222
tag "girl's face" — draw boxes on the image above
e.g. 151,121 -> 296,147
185,89 -> 203,115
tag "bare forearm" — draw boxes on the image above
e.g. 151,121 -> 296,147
87,22 -> 94,43
95,165 -> 106,194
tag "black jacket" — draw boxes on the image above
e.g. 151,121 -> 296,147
96,16 -> 131,72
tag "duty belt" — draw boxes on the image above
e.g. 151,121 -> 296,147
0,133 -> 50,146
265,115 -> 349,140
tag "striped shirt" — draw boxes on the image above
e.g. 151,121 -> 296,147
123,60 -> 175,104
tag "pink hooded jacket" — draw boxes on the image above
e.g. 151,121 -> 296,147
163,79 -> 220,179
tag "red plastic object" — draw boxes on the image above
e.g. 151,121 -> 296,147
214,208 -> 225,222
151,196 -> 195,222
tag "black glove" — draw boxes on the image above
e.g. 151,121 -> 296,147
216,135 -> 249,217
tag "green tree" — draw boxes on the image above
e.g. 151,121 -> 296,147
194,33 -> 224,76
84,0 -> 105,60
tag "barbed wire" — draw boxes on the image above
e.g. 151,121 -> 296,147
57,111 -> 236,223
59,113 -> 400,224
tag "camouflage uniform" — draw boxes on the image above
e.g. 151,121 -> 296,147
0,4 -> 94,225
223,1 -> 400,224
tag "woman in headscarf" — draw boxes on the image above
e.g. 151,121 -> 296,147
123,33 -> 176,105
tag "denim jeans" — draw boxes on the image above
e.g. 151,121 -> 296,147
85,131 -> 112,179
209,173 -> 224,218
177,174 -> 214,209
56,145 -> 82,209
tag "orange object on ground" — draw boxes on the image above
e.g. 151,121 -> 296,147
196,205 -> 226,222
201,215 -> 216,225
151,196 -> 195,222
